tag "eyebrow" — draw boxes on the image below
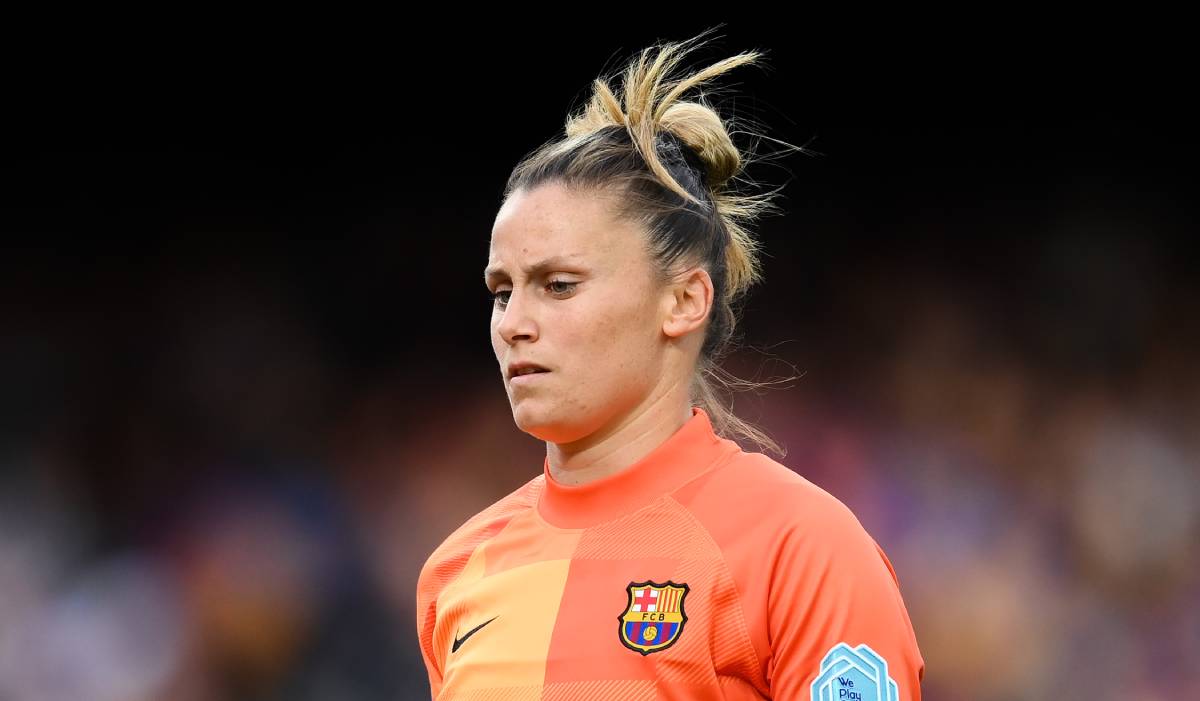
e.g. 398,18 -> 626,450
484,255 -> 584,285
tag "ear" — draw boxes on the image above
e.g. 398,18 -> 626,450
662,266 -> 714,339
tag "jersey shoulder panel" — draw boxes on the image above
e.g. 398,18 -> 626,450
418,473 -> 544,600
415,473 -> 544,698
672,450 -> 924,698
674,448 -> 865,545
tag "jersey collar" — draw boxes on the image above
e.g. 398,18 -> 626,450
537,406 -> 739,529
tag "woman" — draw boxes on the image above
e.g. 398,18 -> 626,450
417,30 -> 924,700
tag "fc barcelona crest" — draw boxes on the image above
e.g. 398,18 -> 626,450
617,580 -> 689,655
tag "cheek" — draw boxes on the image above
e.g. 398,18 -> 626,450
567,301 -> 657,376
489,314 -> 501,343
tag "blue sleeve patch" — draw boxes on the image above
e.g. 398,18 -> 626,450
810,642 -> 899,701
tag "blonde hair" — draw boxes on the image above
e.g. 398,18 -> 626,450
503,27 -> 803,456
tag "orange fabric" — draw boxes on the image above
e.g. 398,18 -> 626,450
416,407 -> 925,700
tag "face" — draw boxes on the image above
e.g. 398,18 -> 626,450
485,182 -> 672,444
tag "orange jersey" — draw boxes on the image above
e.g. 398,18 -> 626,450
416,407 -> 925,700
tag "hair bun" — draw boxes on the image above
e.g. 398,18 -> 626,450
660,109 -> 741,191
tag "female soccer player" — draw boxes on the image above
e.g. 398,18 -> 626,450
417,30 -> 925,700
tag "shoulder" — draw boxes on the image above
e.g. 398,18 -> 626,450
675,448 -> 876,549
672,447 -> 901,593
669,446 -> 920,692
417,474 -> 544,597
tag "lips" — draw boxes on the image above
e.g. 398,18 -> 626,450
511,371 -> 548,385
507,362 -> 549,379
509,368 -> 549,386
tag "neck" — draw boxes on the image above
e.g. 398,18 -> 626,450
545,395 -> 694,487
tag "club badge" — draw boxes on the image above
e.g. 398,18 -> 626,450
617,580 -> 689,655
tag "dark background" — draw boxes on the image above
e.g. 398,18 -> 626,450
2,24 -> 1197,700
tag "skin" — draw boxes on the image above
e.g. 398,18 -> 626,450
485,181 -> 715,486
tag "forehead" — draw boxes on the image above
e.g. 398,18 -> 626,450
487,183 -> 638,269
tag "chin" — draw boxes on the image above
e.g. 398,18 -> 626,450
510,402 -> 583,443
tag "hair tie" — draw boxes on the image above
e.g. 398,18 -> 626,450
657,129 -> 711,191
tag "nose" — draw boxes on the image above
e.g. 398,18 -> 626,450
495,287 -> 538,345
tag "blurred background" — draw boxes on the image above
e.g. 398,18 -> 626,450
2,23 -> 1197,701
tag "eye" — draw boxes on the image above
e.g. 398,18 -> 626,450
489,280 -> 576,311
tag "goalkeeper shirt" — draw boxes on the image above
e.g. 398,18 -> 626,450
416,406 -> 925,700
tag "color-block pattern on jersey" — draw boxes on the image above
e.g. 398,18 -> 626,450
416,407 -> 925,700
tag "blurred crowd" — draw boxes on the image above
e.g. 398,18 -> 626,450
2,215 -> 1197,700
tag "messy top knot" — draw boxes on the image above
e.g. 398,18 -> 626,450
502,27 -> 801,456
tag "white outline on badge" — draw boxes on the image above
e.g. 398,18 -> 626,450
810,643 -> 899,701
818,657 -> 879,701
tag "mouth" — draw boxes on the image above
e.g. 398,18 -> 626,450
508,366 -> 550,383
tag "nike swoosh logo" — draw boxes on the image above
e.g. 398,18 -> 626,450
452,615 -> 498,653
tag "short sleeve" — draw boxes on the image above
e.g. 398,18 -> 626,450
765,498 -> 925,700
415,560 -> 444,700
